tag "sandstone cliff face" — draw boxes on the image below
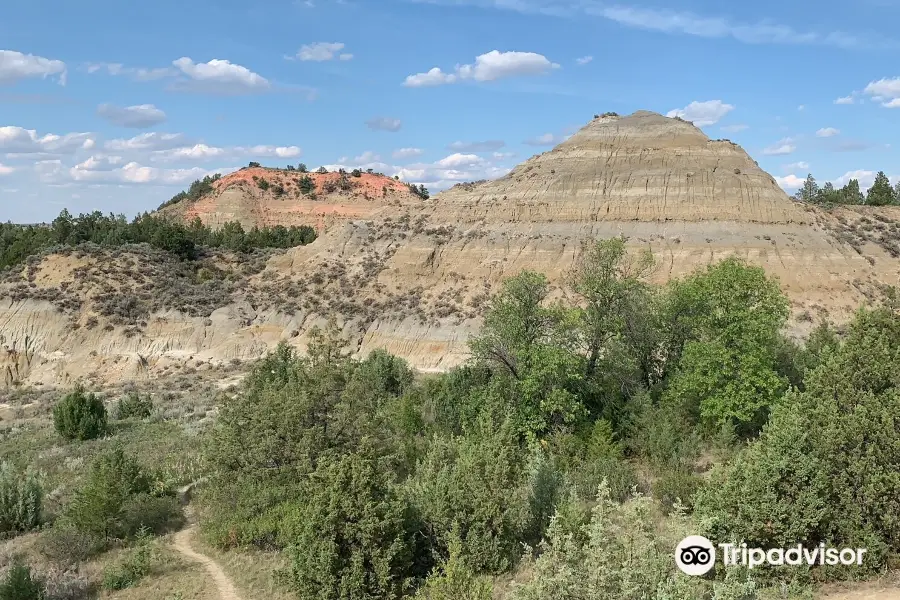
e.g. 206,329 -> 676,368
3,111 -> 900,387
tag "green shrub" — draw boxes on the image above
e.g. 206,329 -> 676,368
405,421 -> 531,574
513,482 -> 715,600
66,446 -> 177,541
414,539 -> 492,600
52,385 -> 107,441
37,523 -> 105,566
114,392 -> 153,420
0,563 -> 45,600
285,450 -> 426,600
547,420 -> 638,504
298,176 -> 315,195
695,308 -> 900,577
0,462 -> 42,534
101,529 -> 154,590
652,468 -> 702,513
120,493 -> 183,535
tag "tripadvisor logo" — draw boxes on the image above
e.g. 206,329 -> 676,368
675,536 -> 867,576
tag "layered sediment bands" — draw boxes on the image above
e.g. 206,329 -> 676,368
3,111 -> 900,386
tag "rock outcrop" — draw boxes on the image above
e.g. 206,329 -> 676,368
157,167 -> 423,232
3,111 -> 900,387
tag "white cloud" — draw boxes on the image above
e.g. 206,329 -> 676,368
105,132 -> 191,152
783,161 -> 809,172
666,100 -> 735,126
321,151 -> 512,192
0,126 -> 95,155
775,174 -> 805,190
295,42 -> 353,61
834,95 -> 854,105
72,155 -> 125,172
392,147 -> 424,159
240,145 -> 302,158
0,163 -> 14,175
720,123 -> 748,133
170,57 -> 271,93
797,104 -> 805,111
366,117 -> 402,132
403,50 -> 560,87
151,144 -> 226,161
832,170 -> 878,190
447,140 -> 505,152
352,151 -> 380,163
0,50 -> 67,85
414,0 -> 895,49
435,153 -> 484,168
861,77 -> 900,108
576,55 -> 593,65
84,62 -> 174,81
69,160 -> 240,185
493,151 -> 516,159
762,137 -> 796,156
525,132 -> 567,146
96,103 -> 167,128
815,127 -> 840,137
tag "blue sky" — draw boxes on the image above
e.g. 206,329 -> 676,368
2,0 -> 900,222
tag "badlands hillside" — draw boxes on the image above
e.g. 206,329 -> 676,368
3,110 -> 900,387
157,166 -> 425,232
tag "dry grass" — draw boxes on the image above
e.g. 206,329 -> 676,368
194,538 -> 294,600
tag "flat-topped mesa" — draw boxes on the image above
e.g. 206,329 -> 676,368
434,110 -> 809,225
157,166 -> 425,232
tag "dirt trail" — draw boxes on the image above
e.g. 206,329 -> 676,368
171,481 -> 243,600
172,526 -> 243,600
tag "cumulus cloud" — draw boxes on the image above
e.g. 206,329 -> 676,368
69,160 -> 240,185
170,57 -> 271,94
435,153 -> 484,168
0,50 -> 67,85
294,42 -> 353,61
84,62 -> 174,81
834,95 -> 854,105
719,123 -> 748,133
321,149 -> 517,193
861,77 -> 900,108
366,117 -> 402,132
85,57 -> 277,95
831,169 -> 877,190
762,137 -> 796,156
0,163 -> 15,175
575,55 -> 593,65
775,174 -> 805,190
447,140 -> 505,152
403,50 -> 560,87
240,145 -> 301,158
151,144 -> 226,161
782,161 -> 809,172
105,132 -> 192,152
666,100 -> 735,126
816,127 -> 840,137
96,103 -> 167,128
0,126 -> 94,155
392,147 -> 424,159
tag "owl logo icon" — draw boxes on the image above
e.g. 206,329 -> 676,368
675,535 -> 716,576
